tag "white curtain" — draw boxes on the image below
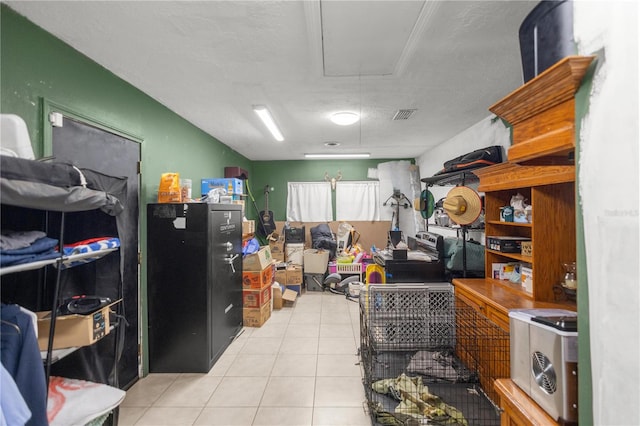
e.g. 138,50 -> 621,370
286,182 -> 332,222
336,181 -> 380,221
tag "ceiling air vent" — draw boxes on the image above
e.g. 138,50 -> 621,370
392,109 -> 417,120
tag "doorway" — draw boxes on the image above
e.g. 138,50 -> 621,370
46,108 -> 141,389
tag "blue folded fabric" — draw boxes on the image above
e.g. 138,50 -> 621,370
0,237 -> 60,267
59,238 -> 120,269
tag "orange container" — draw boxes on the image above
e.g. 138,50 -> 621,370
242,285 -> 272,309
242,265 -> 274,290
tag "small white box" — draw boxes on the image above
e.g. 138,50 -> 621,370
521,266 -> 533,293
491,262 -> 516,280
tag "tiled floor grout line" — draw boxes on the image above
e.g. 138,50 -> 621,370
121,292 -> 370,425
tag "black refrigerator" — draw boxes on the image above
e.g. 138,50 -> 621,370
147,203 -> 243,373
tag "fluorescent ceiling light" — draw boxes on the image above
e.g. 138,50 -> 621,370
330,111 -> 360,126
304,153 -> 370,159
253,105 -> 284,141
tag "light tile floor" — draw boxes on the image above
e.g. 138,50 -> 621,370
120,292 -> 371,426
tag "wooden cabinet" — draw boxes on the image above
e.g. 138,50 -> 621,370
451,57 -> 593,414
495,379 -> 559,426
454,279 -> 573,405
488,55 -> 594,164
460,55 -> 595,305
473,162 -> 576,302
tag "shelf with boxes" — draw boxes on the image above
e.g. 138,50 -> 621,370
1,154 -> 129,425
475,162 -> 576,301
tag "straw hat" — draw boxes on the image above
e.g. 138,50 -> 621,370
443,186 -> 482,225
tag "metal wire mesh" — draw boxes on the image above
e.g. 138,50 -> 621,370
361,284 -> 455,351
360,285 -> 510,426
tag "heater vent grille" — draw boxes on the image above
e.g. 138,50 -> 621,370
392,109 -> 417,120
532,350 -> 558,394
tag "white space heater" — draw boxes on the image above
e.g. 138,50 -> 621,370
509,309 -> 579,423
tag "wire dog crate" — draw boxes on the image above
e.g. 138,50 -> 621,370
361,283 -> 455,351
360,284 -> 510,426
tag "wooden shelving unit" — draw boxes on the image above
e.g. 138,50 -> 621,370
474,162 -> 576,302
450,57 -> 594,419
489,55 -> 595,163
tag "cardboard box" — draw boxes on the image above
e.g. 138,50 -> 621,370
201,177 -> 243,197
243,302 -> 271,327
282,288 -> 298,307
492,263 -> 517,280
274,262 -> 287,284
285,243 -> 304,265
36,300 -> 120,351
285,283 -> 303,295
242,265 -> 274,290
243,246 -> 273,271
521,241 -> 533,257
303,249 -> 329,274
269,236 -> 285,262
286,264 -> 303,285
272,284 -> 283,310
242,285 -> 272,309
242,219 -> 255,235
486,236 -> 531,253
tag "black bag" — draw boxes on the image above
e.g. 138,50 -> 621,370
435,145 -> 503,175
310,224 -> 337,260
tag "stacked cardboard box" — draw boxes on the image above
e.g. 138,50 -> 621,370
242,246 -> 274,327
268,233 -> 285,262
274,262 -> 287,284
285,264 -> 304,295
241,219 -> 254,234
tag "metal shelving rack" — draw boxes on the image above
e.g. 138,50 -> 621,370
421,170 -> 482,278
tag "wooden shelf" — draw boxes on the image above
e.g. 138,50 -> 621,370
494,378 -> 559,426
489,55 -> 595,163
486,249 -> 532,264
473,162 -> 575,192
452,57 -> 588,419
486,220 -> 531,228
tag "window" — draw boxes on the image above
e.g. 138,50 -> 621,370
336,181 -> 380,221
286,182 -> 332,221
286,181 -> 380,222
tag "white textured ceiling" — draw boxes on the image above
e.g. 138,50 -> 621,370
6,1 -> 537,161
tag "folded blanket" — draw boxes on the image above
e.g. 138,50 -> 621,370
0,237 -> 59,267
0,230 -> 47,251
59,237 -> 120,269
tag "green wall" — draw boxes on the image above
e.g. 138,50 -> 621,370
1,5 -> 414,375
575,59 -> 597,426
0,5 -> 255,374
0,5 -> 252,202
